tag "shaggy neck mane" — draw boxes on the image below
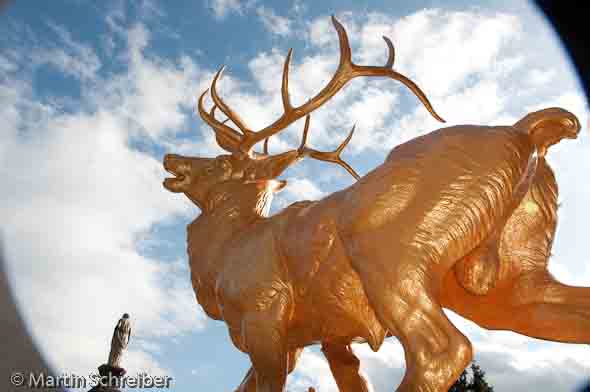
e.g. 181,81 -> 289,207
187,181 -> 275,272
202,181 -> 275,220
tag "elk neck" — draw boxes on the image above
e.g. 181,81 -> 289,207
191,180 -> 276,236
187,180 -> 275,285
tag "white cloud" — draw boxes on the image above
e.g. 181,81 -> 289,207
137,0 -> 165,20
120,27 -> 201,139
355,10 -> 523,98
207,0 -> 246,19
1,19 -> 207,379
256,6 -> 292,37
527,68 -> 556,86
344,86 -> 399,152
30,22 -> 102,81
287,349 -> 339,392
0,54 -> 17,73
283,177 -> 325,201
291,0 -> 306,16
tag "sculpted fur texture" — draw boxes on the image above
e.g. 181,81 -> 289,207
163,16 -> 584,392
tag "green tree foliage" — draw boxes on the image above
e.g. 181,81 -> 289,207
449,368 -> 469,392
449,361 -> 494,392
470,362 -> 494,392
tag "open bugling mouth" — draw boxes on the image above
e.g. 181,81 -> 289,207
163,168 -> 187,191
163,155 -> 189,190
165,166 -> 185,182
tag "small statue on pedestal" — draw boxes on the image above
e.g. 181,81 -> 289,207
89,313 -> 132,392
107,313 -> 132,369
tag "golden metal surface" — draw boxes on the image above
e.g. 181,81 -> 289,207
163,16 -> 583,392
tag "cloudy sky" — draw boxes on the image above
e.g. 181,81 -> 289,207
1,0 -> 589,391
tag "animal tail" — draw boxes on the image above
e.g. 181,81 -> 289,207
513,107 -> 581,156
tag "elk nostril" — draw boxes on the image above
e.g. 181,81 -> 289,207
163,154 -> 178,168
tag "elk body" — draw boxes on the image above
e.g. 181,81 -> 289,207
163,17 -> 584,392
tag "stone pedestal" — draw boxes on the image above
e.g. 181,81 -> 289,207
88,364 -> 126,392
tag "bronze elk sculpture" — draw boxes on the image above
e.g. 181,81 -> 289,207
163,16 -> 583,392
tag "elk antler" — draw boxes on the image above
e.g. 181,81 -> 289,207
198,88 -> 245,155
232,15 -> 445,154
297,115 -> 360,180
210,66 -> 252,136
197,15 -> 444,176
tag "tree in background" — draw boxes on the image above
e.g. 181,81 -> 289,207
449,368 -> 469,392
449,361 -> 494,392
470,362 -> 494,392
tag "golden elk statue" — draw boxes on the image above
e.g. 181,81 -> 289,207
163,16 -> 584,392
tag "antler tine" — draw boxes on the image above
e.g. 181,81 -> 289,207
263,138 -> 270,155
210,103 -> 232,125
210,66 -> 251,135
237,15 -> 444,155
197,88 -> 244,154
256,47 -> 294,156
209,103 -> 219,120
297,115 -> 311,153
282,48 -> 294,112
332,15 -> 353,68
383,36 -> 395,68
298,115 -> 360,180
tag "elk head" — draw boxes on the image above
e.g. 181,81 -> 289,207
163,16 -> 444,215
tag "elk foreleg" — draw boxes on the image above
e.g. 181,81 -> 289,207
235,349 -> 302,392
321,342 -> 370,392
241,292 -> 293,392
236,367 -> 256,392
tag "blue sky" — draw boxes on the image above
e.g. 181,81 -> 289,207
1,0 -> 589,391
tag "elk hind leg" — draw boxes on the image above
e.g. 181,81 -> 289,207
508,271 -> 590,343
441,269 -> 590,344
351,240 -> 472,391
392,295 -> 472,392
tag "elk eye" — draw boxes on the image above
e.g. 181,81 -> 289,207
218,160 -> 230,171
244,167 -> 256,180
